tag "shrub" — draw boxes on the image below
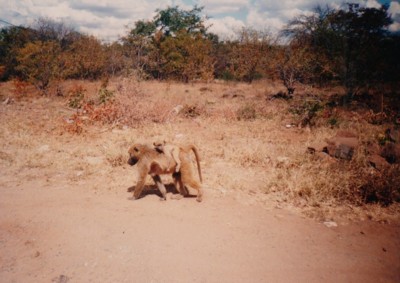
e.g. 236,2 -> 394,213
236,104 -> 257,121
289,99 -> 323,127
359,165 -> 400,206
98,78 -> 114,104
16,40 -> 62,93
67,85 -> 86,109
62,113 -> 84,134
12,78 -> 31,99
181,104 -> 202,118
98,87 -> 114,104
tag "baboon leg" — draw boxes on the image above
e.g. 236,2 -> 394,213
198,188 -> 203,202
152,175 -> 167,201
193,185 -> 203,202
183,178 -> 203,202
133,170 -> 148,199
171,173 -> 188,200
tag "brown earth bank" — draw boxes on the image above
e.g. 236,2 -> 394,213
1,79 -> 399,282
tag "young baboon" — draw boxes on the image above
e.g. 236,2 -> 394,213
153,141 -> 181,172
127,143 -> 203,201
171,144 -> 203,202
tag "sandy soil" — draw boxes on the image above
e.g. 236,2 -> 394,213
1,81 -> 399,282
1,179 -> 399,283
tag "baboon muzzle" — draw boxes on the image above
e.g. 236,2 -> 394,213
127,157 -> 138,166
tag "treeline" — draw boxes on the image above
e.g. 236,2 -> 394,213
0,4 -> 399,98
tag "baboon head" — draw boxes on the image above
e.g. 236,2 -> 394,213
153,140 -> 166,154
127,144 -> 142,166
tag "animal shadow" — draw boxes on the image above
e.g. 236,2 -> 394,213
127,183 -> 196,199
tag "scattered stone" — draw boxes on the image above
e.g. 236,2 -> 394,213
315,152 -> 337,164
368,154 -> 390,171
323,221 -> 338,228
2,97 -> 10,105
307,147 -> 316,154
285,123 -> 297,128
172,105 -> 183,114
276,156 -> 290,167
308,142 -> 328,153
326,136 -> 358,160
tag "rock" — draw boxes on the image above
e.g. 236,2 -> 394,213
276,156 -> 290,167
308,142 -> 328,153
315,152 -> 337,164
64,118 -> 74,124
307,147 -> 316,154
326,136 -> 358,160
2,97 -> 10,105
368,154 -> 390,170
323,221 -> 338,228
172,105 -> 183,114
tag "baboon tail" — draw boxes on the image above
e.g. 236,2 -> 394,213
190,145 -> 203,183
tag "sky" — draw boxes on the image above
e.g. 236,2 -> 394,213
1,0 -> 399,42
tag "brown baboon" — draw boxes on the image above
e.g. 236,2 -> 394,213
153,141 -> 181,172
174,144 -> 204,202
127,143 -> 203,201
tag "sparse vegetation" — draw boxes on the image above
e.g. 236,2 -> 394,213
0,4 -> 399,221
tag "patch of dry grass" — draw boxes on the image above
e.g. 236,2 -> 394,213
1,78 -> 399,222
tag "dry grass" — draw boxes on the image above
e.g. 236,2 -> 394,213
1,78 -> 399,222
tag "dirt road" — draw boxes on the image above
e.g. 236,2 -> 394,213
1,180 -> 399,283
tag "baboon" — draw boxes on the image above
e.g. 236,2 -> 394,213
127,143 -> 203,201
171,143 -> 203,202
153,141 -> 181,172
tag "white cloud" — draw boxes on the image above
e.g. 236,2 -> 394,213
388,1 -> 400,32
365,0 -> 381,9
206,16 -> 245,40
1,0 -> 176,41
1,0 -> 399,41
246,8 -> 282,32
200,0 -> 247,14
